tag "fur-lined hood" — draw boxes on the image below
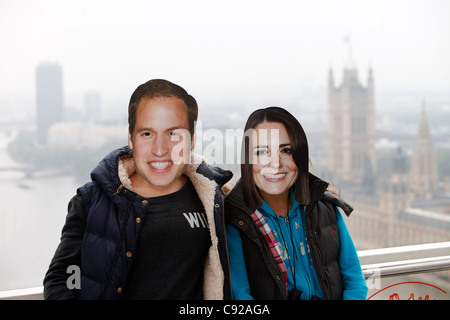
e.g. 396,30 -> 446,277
90,146 -> 232,196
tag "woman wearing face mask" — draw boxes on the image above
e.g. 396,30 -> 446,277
225,107 -> 367,300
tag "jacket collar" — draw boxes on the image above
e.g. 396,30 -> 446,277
226,178 -> 254,216
308,173 -> 329,203
91,146 -> 233,195
90,146 -> 132,196
226,173 -> 351,216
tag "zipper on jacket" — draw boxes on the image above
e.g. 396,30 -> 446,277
221,193 -> 233,300
312,237 -> 332,299
305,205 -> 332,300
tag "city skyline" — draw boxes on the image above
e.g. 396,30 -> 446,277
0,0 -> 449,115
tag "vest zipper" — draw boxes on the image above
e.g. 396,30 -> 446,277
305,206 -> 332,300
312,238 -> 332,299
221,192 -> 233,300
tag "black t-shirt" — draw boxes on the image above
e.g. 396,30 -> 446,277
122,179 -> 211,299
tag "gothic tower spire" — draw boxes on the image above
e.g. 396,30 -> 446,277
409,100 -> 438,200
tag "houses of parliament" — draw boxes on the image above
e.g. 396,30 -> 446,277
326,65 -> 449,250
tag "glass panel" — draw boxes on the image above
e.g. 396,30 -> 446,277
366,271 -> 450,300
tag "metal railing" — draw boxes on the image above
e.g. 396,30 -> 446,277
1,241 -> 449,300
362,255 -> 450,278
0,287 -> 43,300
358,241 -> 450,278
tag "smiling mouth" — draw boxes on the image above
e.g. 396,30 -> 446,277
263,173 -> 287,181
149,161 -> 173,170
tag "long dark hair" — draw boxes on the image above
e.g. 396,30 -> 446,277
241,106 -> 310,209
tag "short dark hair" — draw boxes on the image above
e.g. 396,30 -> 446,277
241,106 -> 310,209
128,79 -> 198,136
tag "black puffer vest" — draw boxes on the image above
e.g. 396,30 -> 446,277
225,174 -> 353,300
77,146 -> 233,299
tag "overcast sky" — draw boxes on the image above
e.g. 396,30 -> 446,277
0,0 -> 449,112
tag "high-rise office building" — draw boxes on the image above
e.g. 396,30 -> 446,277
36,62 -> 64,144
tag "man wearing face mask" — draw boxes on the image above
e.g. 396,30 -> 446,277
44,79 -> 232,300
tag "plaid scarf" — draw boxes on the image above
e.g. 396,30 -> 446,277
250,209 -> 288,295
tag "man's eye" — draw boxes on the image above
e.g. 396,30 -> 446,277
255,149 -> 268,156
142,132 -> 151,137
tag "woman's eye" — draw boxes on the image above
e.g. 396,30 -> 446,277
281,147 -> 292,154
